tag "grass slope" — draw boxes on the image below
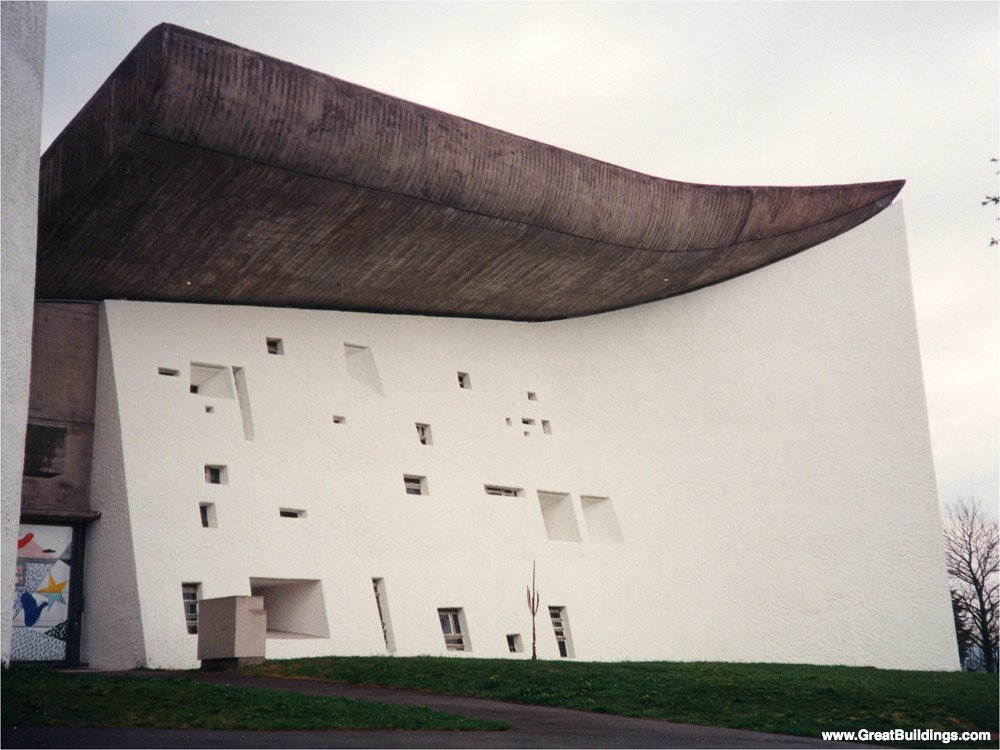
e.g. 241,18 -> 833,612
0,667 -> 505,731
246,657 -> 998,747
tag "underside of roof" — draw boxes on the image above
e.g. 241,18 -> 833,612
37,23 -> 904,321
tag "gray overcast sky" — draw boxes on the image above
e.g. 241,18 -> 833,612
40,1 -> 999,515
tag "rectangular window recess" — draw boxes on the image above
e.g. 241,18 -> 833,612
266,337 -> 284,355
438,608 -> 467,651
205,405 -> 215,414
190,363 -> 234,399
522,418 -> 536,425
332,415 -> 346,424
485,485 -> 524,497
199,503 -> 217,528
158,367 -> 180,377
415,423 -> 432,445
182,582 -> 200,635
344,343 -> 384,395
527,391 -> 537,401
372,578 -> 396,652
537,490 -> 583,542
505,417 -> 512,427
581,495 -> 625,544
542,420 -> 552,435
23,424 -> 67,478
549,606 -> 573,658
204,465 -> 227,485
403,475 -> 428,496
457,372 -> 471,389
507,634 -> 523,653
249,577 -> 330,638
279,508 -> 306,518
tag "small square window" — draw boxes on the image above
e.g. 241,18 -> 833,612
205,405 -> 215,414
158,367 -> 180,377
404,475 -> 427,495
333,415 -> 346,424
279,508 -> 305,518
189,384 -> 199,394
506,634 -> 523,653
199,503 -> 217,528
415,423 -> 432,446
204,465 -> 227,484
457,372 -> 471,389
527,391 -> 537,401
266,337 -> 284,355
181,583 -> 200,634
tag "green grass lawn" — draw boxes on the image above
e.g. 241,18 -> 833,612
244,656 -> 998,747
0,666 -> 506,731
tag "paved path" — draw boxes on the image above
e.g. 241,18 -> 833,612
2,671 -> 867,748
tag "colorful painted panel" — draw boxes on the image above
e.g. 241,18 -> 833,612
11,524 -> 72,662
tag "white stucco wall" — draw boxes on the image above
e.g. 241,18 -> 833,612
86,203 -> 958,670
1,0 -> 46,666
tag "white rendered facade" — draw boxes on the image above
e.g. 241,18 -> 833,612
1,1 -> 47,666
82,204 -> 958,671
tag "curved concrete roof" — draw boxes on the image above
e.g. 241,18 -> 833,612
37,24 -> 903,321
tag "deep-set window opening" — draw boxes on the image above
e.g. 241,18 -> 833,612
181,583 -> 200,634
404,475 -> 427,495
438,608 -> 466,651
204,465 -> 227,484
485,485 -> 524,497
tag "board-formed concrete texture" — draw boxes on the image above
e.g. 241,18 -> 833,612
1,0 -> 47,666
81,204 -> 958,670
38,23 -> 904,321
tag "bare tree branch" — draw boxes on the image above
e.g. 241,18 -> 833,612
944,497 -> 999,672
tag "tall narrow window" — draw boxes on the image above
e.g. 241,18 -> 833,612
232,367 -> 255,441
199,503 -> 216,528
457,372 -> 471,389
549,606 -> 573,658
438,608 -> 466,651
182,583 -> 200,634
506,634 -> 523,653
415,423 -> 432,446
372,578 -> 395,652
